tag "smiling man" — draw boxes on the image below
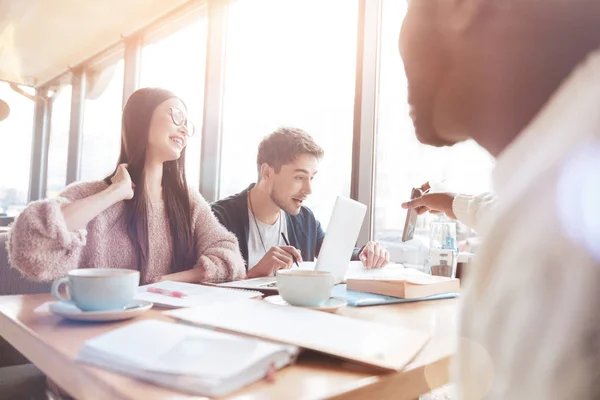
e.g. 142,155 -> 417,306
211,127 -> 389,278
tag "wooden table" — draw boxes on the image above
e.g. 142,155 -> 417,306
0,294 -> 458,400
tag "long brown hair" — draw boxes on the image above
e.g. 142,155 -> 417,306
105,88 -> 195,276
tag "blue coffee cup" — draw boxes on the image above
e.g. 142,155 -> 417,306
51,268 -> 140,311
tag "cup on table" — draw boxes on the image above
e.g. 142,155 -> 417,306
51,269 -> 140,311
428,221 -> 458,278
276,270 -> 334,307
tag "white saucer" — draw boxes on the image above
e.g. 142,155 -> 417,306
264,295 -> 347,313
49,300 -> 153,322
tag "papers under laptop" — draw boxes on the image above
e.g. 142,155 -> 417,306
217,261 -> 406,293
214,196 -> 368,292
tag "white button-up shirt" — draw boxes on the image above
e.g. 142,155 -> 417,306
457,49 -> 600,399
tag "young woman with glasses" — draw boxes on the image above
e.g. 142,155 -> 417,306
7,87 -> 245,284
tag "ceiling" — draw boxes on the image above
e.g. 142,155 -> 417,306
0,0 -> 193,87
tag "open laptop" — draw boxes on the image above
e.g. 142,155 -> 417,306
214,196 -> 368,293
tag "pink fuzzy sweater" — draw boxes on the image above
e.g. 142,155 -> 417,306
7,181 -> 246,284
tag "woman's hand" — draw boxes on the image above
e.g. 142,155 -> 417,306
60,164 -> 136,231
110,164 -> 135,201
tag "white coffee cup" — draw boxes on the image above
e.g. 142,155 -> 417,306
51,268 -> 140,311
276,270 -> 334,307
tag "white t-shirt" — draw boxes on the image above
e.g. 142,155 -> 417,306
247,208 -> 287,271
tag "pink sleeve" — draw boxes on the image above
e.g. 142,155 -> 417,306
7,181 -> 106,281
190,192 -> 246,283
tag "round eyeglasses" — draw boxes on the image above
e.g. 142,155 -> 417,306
169,107 -> 195,137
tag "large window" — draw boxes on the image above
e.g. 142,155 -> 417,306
0,83 -> 34,215
80,60 -> 125,182
46,85 -> 72,197
373,0 -> 495,261
219,0 -> 359,227
140,18 -> 208,190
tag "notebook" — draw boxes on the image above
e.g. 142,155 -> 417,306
331,284 -> 459,307
167,300 -> 430,371
346,268 -> 460,299
134,281 -> 262,308
77,320 -> 298,398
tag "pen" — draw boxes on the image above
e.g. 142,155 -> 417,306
147,287 -> 188,298
280,232 -> 300,268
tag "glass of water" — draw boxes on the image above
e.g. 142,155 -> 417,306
428,222 -> 457,278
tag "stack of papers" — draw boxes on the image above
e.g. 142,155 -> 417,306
77,320 -> 298,397
167,300 -> 431,371
346,267 -> 460,299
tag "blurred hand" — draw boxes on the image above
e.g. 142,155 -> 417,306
402,182 -> 457,219
110,163 -> 135,201
359,241 -> 389,269
247,246 -> 303,278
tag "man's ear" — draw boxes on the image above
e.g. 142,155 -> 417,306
259,163 -> 273,181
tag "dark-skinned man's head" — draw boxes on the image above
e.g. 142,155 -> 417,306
400,0 -> 600,156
